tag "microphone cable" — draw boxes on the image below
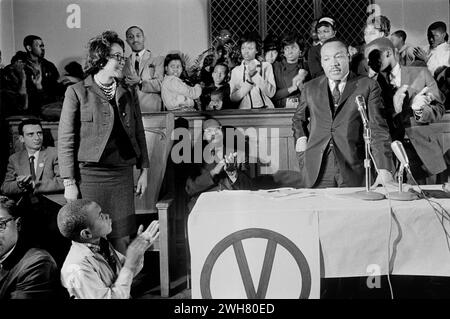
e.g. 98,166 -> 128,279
367,146 -> 395,299
404,170 -> 450,254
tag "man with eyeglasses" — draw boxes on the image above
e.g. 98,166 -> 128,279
0,196 -> 61,299
292,38 -> 394,189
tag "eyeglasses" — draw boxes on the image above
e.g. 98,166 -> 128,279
0,217 -> 16,231
108,53 -> 126,63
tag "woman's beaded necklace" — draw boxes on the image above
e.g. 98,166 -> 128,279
94,74 -> 117,100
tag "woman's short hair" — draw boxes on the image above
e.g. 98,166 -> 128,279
239,31 -> 262,55
163,53 -> 183,69
84,31 -> 125,76
281,31 -> 305,52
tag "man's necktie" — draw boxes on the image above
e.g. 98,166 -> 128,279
29,155 -> 36,181
332,80 -> 341,107
134,53 -> 140,75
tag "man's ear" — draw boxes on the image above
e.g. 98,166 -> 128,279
25,45 -> 31,53
15,217 -> 21,232
80,228 -> 93,240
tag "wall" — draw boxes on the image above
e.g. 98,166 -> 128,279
0,0 -> 15,65
7,0 -> 208,73
375,0 -> 450,47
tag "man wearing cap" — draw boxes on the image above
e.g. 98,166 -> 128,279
292,38 -> 394,188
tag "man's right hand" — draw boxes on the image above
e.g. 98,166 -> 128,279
16,175 -> 32,190
393,85 -> 409,114
64,184 -> 79,203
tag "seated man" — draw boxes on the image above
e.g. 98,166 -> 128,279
1,118 -> 64,197
185,119 -> 253,212
0,196 -> 60,299
57,199 -> 159,299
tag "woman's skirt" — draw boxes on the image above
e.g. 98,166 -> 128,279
79,164 -> 136,238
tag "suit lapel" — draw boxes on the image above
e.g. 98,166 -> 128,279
18,150 -> 29,175
35,148 -> 47,180
139,50 -> 151,76
314,76 -> 333,119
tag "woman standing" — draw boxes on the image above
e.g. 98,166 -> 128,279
58,31 -> 149,253
272,32 -> 309,108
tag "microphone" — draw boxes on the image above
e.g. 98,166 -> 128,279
355,95 -> 369,126
388,140 -> 418,201
391,140 -> 410,170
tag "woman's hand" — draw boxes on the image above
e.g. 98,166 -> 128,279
135,168 -> 148,198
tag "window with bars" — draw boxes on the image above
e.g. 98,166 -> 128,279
208,0 -> 373,47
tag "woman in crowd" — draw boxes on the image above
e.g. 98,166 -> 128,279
229,31 -> 276,109
272,32 -> 309,108
200,63 -> 233,110
161,53 -> 202,111
263,33 -> 281,64
58,30 -> 149,253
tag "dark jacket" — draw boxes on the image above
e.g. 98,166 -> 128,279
58,75 -> 149,179
272,58 -> 309,108
0,239 -> 60,299
292,72 -> 394,188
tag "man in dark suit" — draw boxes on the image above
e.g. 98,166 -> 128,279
292,38 -> 394,188
365,37 -> 446,183
1,118 -> 64,196
0,195 -> 61,299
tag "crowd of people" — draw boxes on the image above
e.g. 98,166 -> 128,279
0,13 -> 449,299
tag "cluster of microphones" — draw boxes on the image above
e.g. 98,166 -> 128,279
355,95 -> 417,201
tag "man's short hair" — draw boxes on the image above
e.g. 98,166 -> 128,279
365,15 -> 391,36
321,37 -> 349,52
18,118 -> 42,136
366,37 -> 396,53
392,30 -> 407,42
0,196 -> 19,218
23,35 -> 42,50
125,25 -> 144,37
57,199 -> 94,241
429,21 -> 447,33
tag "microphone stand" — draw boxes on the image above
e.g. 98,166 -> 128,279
353,119 -> 385,200
388,164 -> 418,201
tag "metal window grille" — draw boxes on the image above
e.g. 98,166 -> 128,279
265,0 -> 315,45
209,0 -> 373,47
320,0 -> 373,46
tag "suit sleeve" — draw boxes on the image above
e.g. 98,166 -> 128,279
367,80 -> 394,172
34,149 -> 64,194
58,86 -> 79,179
0,155 -> 22,195
415,68 -> 445,124
185,167 -> 216,197
292,85 -> 308,141
140,56 -> 164,94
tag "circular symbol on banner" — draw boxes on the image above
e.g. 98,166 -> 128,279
200,228 -> 311,299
